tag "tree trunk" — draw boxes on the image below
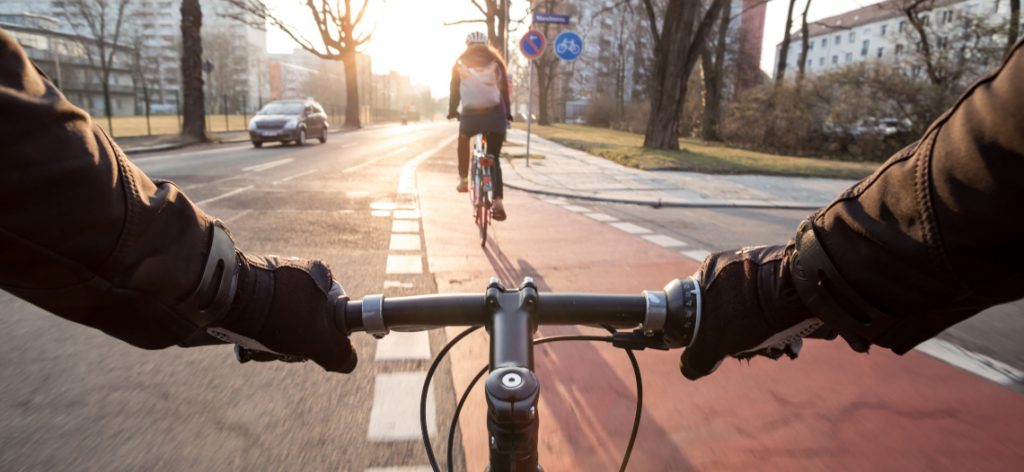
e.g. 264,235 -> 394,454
775,0 -> 798,85
797,0 -> 812,86
701,4 -> 731,142
1009,0 -> 1021,56
537,59 -> 553,125
642,0 -> 726,150
102,78 -> 114,136
180,0 -> 206,141
342,50 -> 361,128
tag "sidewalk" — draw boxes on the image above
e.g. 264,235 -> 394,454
502,129 -> 858,209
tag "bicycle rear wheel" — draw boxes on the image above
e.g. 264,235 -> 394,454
477,196 -> 490,247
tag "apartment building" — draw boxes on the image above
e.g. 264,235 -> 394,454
773,0 -> 1019,79
0,0 -> 269,111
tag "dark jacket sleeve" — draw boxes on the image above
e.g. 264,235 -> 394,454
0,29 -> 215,349
802,39 -> 1024,353
448,61 -> 460,117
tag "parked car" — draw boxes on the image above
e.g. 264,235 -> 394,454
248,99 -> 328,148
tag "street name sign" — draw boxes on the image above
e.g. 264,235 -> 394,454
553,31 -> 583,61
519,29 -> 547,60
533,12 -> 570,24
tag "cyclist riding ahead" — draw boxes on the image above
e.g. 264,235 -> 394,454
448,31 -> 513,221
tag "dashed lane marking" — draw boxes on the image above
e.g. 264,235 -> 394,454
342,146 -> 410,174
389,234 -> 422,251
385,255 -> 423,274
374,332 -> 432,361
642,234 -> 688,248
608,221 -> 651,235
195,186 -> 254,206
681,249 -> 711,262
367,372 -> 436,441
274,168 -> 317,184
242,158 -> 294,172
383,280 -> 415,289
222,209 -> 252,224
392,220 -> 420,233
393,209 -> 422,220
561,204 -> 590,213
584,212 -> 618,222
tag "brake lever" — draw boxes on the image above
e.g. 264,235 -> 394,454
234,345 -> 306,364
611,329 -> 676,351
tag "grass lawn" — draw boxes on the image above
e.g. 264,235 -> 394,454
514,123 -> 878,179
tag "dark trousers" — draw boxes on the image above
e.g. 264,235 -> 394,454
458,131 -> 505,199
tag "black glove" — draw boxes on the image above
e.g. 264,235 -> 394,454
674,245 -> 827,380
447,111 -> 460,120
213,255 -> 357,374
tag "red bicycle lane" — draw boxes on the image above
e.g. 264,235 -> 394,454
415,151 -> 1024,471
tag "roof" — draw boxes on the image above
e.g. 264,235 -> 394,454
783,0 -> 961,44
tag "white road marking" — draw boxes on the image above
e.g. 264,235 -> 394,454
195,186 -> 254,206
243,158 -> 294,172
915,338 -> 1024,387
389,234 -> 422,251
371,201 -> 398,210
681,249 -> 711,262
642,234 -> 688,248
274,168 -> 316,184
383,280 -> 415,289
393,209 -> 422,220
584,212 -> 618,222
132,143 -> 250,162
342,146 -> 410,174
561,204 -> 590,213
541,197 -> 567,205
371,210 -> 391,217
392,220 -> 420,233
367,372 -> 436,441
374,331 -> 432,361
222,209 -> 252,223
386,255 -> 423,274
609,222 -> 651,235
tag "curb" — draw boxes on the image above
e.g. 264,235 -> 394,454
502,181 -> 823,210
122,127 -> 356,155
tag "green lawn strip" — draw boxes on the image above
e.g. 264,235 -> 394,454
514,123 -> 877,179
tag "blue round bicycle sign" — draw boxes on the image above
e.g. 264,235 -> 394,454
553,31 -> 583,61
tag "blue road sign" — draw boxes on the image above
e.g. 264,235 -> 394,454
519,29 -> 547,60
553,31 -> 583,61
533,12 -> 570,24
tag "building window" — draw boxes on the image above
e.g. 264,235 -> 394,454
899,21 -> 906,32
921,14 -> 930,26
849,31 -> 856,42
895,44 -> 904,55
835,35 -> 841,45
864,27 -> 872,36
832,55 -> 838,64
845,52 -> 853,62
877,47 -> 884,58
821,38 -> 827,48
807,59 -> 813,69
941,10 -> 953,24
862,40 -> 870,56
809,40 -> 814,50
819,57 -> 825,66
881,24 -> 888,35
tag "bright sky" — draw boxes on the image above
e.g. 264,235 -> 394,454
264,0 -> 887,96
760,0 -> 887,72
265,0 -> 528,97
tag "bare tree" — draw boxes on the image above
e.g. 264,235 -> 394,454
445,1 -> 510,59
57,0 -> 135,135
180,0 -> 206,140
641,0 -> 728,150
774,0 -> 798,85
700,0 -> 732,141
228,0 -> 373,128
1009,0 -> 1021,56
796,0 -> 812,86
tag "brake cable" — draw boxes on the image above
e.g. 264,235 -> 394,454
420,327 -> 645,472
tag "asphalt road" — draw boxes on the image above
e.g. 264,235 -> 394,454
1,122 -> 1020,471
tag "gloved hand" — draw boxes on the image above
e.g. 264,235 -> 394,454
674,245 -> 829,380
447,111 -> 460,120
212,255 -> 357,374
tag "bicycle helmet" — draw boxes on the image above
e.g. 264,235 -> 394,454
465,31 -> 488,46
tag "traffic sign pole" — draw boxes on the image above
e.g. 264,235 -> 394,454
526,61 -> 533,168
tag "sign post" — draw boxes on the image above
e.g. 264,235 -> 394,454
519,30 -> 547,168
